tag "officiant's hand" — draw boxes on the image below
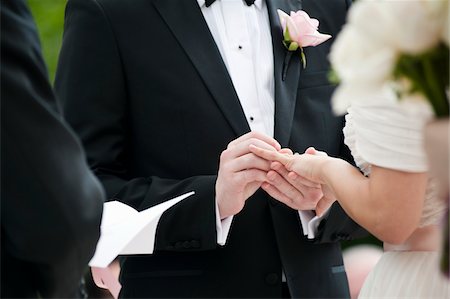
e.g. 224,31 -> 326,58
259,148 -> 324,211
216,132 -> 281,219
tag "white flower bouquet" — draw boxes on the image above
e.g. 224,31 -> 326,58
330,0 -> 449,117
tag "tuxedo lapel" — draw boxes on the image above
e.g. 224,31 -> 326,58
266,0 -> 302,146
153,0 -> 250,137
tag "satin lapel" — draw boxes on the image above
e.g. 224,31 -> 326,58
266,0 -> 302,147
153,0 -> 250,137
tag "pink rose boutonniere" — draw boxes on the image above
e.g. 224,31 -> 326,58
278,9 -> 331,69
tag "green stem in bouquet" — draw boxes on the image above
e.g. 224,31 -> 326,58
394,43 -> 449,118
422,48 -> 449,117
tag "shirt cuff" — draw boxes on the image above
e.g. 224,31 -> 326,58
298,207 -> 331,239
215,199 -> 233,245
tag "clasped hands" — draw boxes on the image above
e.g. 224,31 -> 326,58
216,132 -> 336,219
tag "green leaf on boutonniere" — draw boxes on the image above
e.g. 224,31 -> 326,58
300,48 -> 306,69
283,27 -> 298,51
288,42 -> 299,51
283,27 -> 291,44
283,27 -> 305,68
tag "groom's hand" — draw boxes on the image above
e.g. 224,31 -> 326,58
261,148 -> 323,211
216,132 -> 281,219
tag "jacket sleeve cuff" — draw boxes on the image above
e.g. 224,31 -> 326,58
298,208 -> 331,239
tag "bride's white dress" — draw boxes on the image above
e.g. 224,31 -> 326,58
342,89 -> 449,298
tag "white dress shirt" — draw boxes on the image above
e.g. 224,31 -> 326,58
197,0 -> 322,245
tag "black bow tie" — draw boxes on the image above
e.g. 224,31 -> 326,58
205,0 -> 255,7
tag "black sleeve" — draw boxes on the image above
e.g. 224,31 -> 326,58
1,0 -> 104,297
54,0 -> 218,252
313,0 -> 368,244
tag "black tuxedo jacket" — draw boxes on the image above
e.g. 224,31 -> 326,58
56,0 -> 365,297
1,0 -> 104,297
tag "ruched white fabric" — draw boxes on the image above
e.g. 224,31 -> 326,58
342,87 -> 449,298
343,87 -> 434,176
343,87 -> 447,227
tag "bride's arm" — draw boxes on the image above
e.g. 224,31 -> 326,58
248,145 -> 427,244
318,157 -> 427,244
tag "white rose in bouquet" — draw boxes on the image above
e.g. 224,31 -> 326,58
331,0 -> 449,117
348,0 -> 445,54
332,83 -> 384,115
330,25 -> 396,84
442,4 -> 449,45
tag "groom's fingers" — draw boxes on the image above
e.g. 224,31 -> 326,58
268,162 -> 323,208
228,131 -> 281,151
226,138 -> 278,160
249,144 -> 292,166
271,162 -> 321,189
238,169 -> 268,184
287,171 -> 321,188
266,170 -> 304,202
261,182 -> 298,210
270,162 -> 290,178
264,171 -> 322,211
228,153 -> 272,172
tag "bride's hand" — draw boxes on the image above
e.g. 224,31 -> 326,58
248,145 -> 328,183
252,147 -> 321,210
292,147 -> 337,216
249,144 -> 337,215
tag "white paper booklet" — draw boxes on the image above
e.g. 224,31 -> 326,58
89,191 -> 195,268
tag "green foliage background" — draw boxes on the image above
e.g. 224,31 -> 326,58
28,0 -> 66,83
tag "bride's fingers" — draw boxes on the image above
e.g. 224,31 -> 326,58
305,146 -> 328,157
287,171 -> 321,188
270,161 -> 320,188
249,144 -> 292,165
279,148 -> 294,155
305,147 -> 316,155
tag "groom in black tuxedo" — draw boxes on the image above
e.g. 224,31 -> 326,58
56,0 -> 365,297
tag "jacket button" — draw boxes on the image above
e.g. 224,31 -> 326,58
190,240 -> 200,248
265,273 -> 279,285
337,233 -> 350,240
331,233 -> 339,242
